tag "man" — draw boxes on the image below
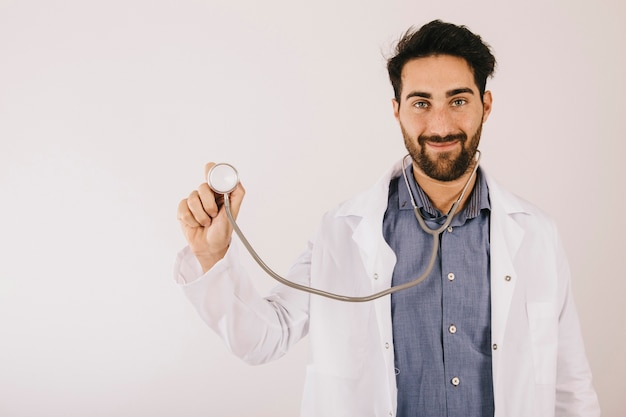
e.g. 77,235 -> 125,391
175,20 -> 600,417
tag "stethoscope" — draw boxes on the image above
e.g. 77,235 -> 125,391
206,151 -> 481,303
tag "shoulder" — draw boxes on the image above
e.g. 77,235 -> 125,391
486,173 -> 559,239
330,159 -> 404,219
312,159 -> 404,240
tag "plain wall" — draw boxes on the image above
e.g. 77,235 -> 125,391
1,0 -> 624,415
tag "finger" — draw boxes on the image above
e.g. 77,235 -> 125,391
186,190 -> 213,227
197,182 -> 219,218
177,198 -> 201,227
225,182 -> 246,220
204,162 -> 216,181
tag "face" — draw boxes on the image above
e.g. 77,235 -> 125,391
393,55 -> 492,182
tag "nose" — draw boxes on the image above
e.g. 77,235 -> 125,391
426,106 -> 454,137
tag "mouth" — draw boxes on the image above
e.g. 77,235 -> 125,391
425,140 -> 460,152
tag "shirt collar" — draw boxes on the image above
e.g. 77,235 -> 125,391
398,162 -> 490,221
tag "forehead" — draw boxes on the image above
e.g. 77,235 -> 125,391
400,55 -> 477,96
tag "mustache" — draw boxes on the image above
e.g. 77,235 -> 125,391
418,133 -> 467,145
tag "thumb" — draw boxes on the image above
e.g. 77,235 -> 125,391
224,182 -> 245,220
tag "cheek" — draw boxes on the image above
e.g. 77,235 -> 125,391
399,111 -> 427,131
456,111 -> 484,133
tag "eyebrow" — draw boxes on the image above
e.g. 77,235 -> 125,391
447,87 -> 474,97
404,87 -> 475,101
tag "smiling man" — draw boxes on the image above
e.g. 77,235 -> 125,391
395,56 -> 489,184
175,20 -> 601,417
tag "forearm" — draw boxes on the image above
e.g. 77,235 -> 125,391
554,238 -> 601,416
554,285 -> 601,416
175,242 -> 310,364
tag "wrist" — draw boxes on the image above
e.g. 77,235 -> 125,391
194,247 -> 228,274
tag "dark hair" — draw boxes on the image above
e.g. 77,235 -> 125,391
387,20 -> 496,103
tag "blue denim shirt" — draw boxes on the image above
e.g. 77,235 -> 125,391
383,164 -> 494,417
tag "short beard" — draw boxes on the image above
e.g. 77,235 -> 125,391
402,124 -> 482,182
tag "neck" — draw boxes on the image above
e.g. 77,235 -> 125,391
412,162 -> 479,214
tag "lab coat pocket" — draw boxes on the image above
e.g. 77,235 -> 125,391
526,301 -> 558,385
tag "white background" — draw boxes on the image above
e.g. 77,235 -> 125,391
1,0 -> 624,415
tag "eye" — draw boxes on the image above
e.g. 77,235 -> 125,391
413,101 -> 429,109
451,98 -> 467,107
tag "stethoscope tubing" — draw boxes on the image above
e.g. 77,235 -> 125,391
218,151 -> 480,302
224,193 -> 442,302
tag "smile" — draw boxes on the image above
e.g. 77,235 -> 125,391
425,140 -> 460,151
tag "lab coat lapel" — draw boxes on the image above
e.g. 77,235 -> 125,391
345,167 -> 399,407
487,176 -> 526,386
335,160 -> 402,289
333,162 -> 401,404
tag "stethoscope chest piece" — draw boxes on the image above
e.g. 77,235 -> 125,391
207,163 -> 239,194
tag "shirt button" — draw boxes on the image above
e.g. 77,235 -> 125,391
449,324 -> 457,334
451,377 -> 460,386
447,226 -> 453,233
373,273 -> 379,280
505,275 -> 512,282
492,344 -> 498,350
385,342 -> 390,349
447,272 -> 455,281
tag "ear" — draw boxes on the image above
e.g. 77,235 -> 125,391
392,98 -> 400,121
482,91 -> 493,123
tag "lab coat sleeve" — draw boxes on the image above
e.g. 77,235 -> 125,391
553,231 -> 601,417
174,240 -> 311,365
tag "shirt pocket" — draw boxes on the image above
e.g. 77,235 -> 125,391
526,301 -> 558,385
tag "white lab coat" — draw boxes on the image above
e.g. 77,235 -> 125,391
175,159 -> 600,417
